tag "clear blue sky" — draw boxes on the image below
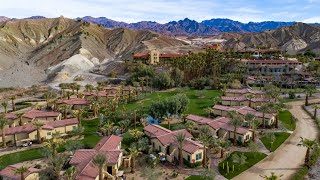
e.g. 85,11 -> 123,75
1,0 -> 320,23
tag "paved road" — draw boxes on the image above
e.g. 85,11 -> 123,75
233,99 -> 319,180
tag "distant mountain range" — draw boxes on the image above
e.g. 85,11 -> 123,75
0,15 -> 307,35
77,16 -> 300,36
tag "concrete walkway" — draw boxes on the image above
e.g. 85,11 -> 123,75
233,99 -> 320,180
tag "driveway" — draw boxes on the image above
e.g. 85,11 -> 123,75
233,99 -> 319,180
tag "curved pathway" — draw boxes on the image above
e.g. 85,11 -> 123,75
233,100 -> 319,180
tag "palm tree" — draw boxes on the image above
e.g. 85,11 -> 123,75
10,96 -> 16,111
174,132 -> 186,167
92,153 -> 107,180
163,115 -> 173,130
128,146 -> 141,173
297,137 -> 319,167
102,120 -> 115,136
305,86 -> 313,106
1,101 -> 8,113
245,113 -> 256,140
312,105 -> 320,119
43,132 -> 65,157
0,116 -> 8,148
246,94 -> 255,108
228,111 -> 243,145
72,109 -> 83,127
218,139 -> 231,158
48,154 -> 66,180
204,107 -> 214,118
198,126 -> 216,168
118,119 -> 131,133
260,104 -> 272,128
33,122 -> 44,144
260,172 -> 283,180
231,153 -> 247,167
59,104 -> 71,119
13,166 -> 28,180
64,166 -> 77,180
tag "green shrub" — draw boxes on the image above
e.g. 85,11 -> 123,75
183,158 -> 201,168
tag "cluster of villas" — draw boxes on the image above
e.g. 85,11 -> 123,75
0,135 -> 127,180
1,109 -> 78,146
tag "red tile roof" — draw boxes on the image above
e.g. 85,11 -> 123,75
213,105 -> 274,119
70,135 -> 123,180
94,135 -> 122,151
221,96 -> 247,101
144,124 -> 172,137
182,139 -> 204,154
60,99 -> 90,105
0,119 -> 78,136
4,113 -> 17,120
133,53 -> 149,58
225,89 -> 249,94
186,114 -> 214,124
144,125 -> 197,153
0,165 -> 40,180
23,109 -> 61,119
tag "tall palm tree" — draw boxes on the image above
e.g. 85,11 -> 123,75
64,166 -> 77,180
48,154 -> 66,180
1,101 -> 8,113
305,86 -> 313,106
102,120 -> 115,136
13,166 -> 28,180
59,104 -> 71,119
118,119 -> 131,133
128,146 -> 141,173
72,109 -> 83,127
0,116 -> 8,148
10,96 -> 16,111
312,105 -> 320,119
298,137 -> 319,167
128,129 -> 144,142
198,126 -> 216,168
228,111 -> 243,145
43,132 -> 65,157
245,113 -> 256,140
92,153 -> 107,180
246,94 -> 255,108
218,138 -> 231,158
174,132 -> 186,167
33,122 -> 44,144
260,104 -> 272,128
265,132 -> 276,150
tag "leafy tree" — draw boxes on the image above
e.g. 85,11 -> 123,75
128,129 -> 144,141
218,139 -> 231,158
265,132 -> 276,150
137,137 -> 149,152
118,119 -> 131,133
10,96 -> 16,111
174,132 -> 186,167
152,72 -> 174,90
47,154 -> 67,180
92,153 -> 107,180
313,105 -> 320,119
248,142 -> 260,158
231,153 -> 247,166
170,67 -> 184,87
259,104 -> 272,128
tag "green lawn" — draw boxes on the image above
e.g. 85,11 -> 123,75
260,132 -> 291,152
120,88 -> 221,116
218,151 -> 267,179
0,148 -> 43,170
279,110 -> 296,131
81,119 -> 102,148
185,175 -> 206,180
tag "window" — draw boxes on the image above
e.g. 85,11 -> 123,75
246,135 -> 250,140
158,146 -> 162,152
152,142 -> 155,148
72,126 -> 77,130
187,155 -> 190,161
47,132 -> 52,136
196,153 -> 202,160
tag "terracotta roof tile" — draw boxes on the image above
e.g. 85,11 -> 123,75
182,139 -> 203,154
144,124 -> 172,137
60,99 -> 90,105
23,109 -> 61,119
221,96 -> 247,101
94,135 -> 122,151
0,165 -> 40,180
186,114 -> 214,124
4,113 -> 17,120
